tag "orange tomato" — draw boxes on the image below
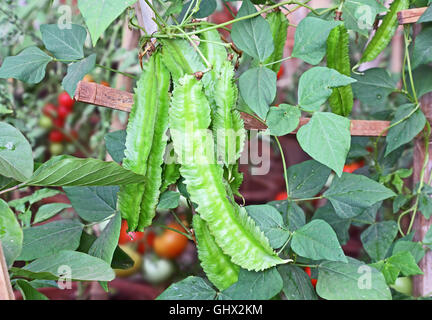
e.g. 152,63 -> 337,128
153,223 -> 189,259
311,278 -> 317,289
82,74 -> 94,82
343,160 -> 365,173
100,81 -> 110,87
274,191 -> 287,201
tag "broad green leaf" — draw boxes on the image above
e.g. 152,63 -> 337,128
369,260 -> 400,285
292,17 -> 340,65
392,240 -> 425,263
157,191 -> 180,210
298,67 -> 356,112
221,268 -> 283,300
62,54 -> 96,97
424,226 -> 432,249
297,112 -> 351,176
180,0 -> 217,19
352,68 -> 396,108
78,0 -> 138,46
418,5 -> 432,23
26,155 -> 146,187
104,130 -> 126,163
324,173 -> 396,218
64,186 -> 119,222
9,189 -> 62,213
231,0 -> 274,61
387,251 -> 423,277
385,104 -> 426,156
16,279 -> 49,300
408,65 -> 432,100
246,205 -> 290,249
40,24 -> 87,60
18,220 -> 83,261
342,0 -> 387,36
0,199 -> 23,267
312,203 -> 350,245
0,122 -> 33,181
238,67 -> 276,120
412,27 -> 432,69
157,276 -> 216,300
418,192 -> 432,219
0,47 -> 52,83
291,219 -> 347,262
360,221 -> 398,261
266,104 -> 300,136
353,201 -> 381,225
88,212 -> 121,264
33,203 -> 72,224
317,257 -> 392,300
277,265 -> 318,300
286,160 -> 331,199
268,200 -> 306,232
23,250 -> 115,281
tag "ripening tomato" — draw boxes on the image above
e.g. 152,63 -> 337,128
141,253 -> 174,284
146,230 -> 156,247
390,277 -> 413,296
274,191 -> 287,201
42,103 -> 57,118
100,81 -> 110,87
39,115 -> 53,129
49,143 -> 64,155
49,130 -> 64,143
304,267 -> 312,277
311,278 -> 317,289
277,65 -> 284,80
82,74 -> 94,82
52,116 -> 65,128
153,223 -> 189,259
137,241 -> 146,255
118,220 -> 144,245
57,104 -> 71,119
58,91 -> 75,110
343,160 -> 365,173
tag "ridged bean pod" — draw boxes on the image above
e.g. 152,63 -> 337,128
169,75 -> 286,271
193,214 -> 239,290
358,0 -> 409,65
326,24 -> 354,116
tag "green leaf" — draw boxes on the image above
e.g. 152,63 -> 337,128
408,65 -> 432,100
424,226 -> 432,249
324,173 -> 396,218
0,47 -> 52,83
88,212 -> 121,264
292,17 -> 340,65
104,130 -> 126,163
40,24 -> 87,60
157,276 -> 216,300
25,155 -> 146,187
246,205 -> 290,249
369,260 -> 400,285
33,203 -> 72,224
268,200 -> 305,232
157,191 -> 180,210
9,189 -> 62,212
342,0 -> 387,36
231,0 -> 274,61
62,54 -> 96,98
291,219 -> 347,262
287,160 -> 331,199
78,0 -> 138,46
23,250 -> 115,281
238,67 -> 276,120
312,203 -> 351,245
266,104 -> 300,136
412,27 -> 432,69
0,199 -> 23,267
221,268 -> 283,300
277,265 -> 318,300
297,112 -> 351,176
418,5 -> 432,23
0,122 -> 34,181
360,221 -> 398,261
64,186 -> 119,222
16,280 -> 49,300
385,104 -> 426,156
392,240 -> 425,263
352,68 -> 396,108
387,251 -> 423,277
317,257 -> 392,300
18,220 -> 83,261
418,192 -> 432,219
298,67 -> 356,112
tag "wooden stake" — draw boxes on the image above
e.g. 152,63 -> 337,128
74,81 -> 390,136
0,243 -> 15,300
398,7 -> 427,25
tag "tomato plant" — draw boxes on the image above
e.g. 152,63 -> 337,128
0,0 -> 431,302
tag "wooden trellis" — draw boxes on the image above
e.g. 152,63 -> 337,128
0,7 -> 430,300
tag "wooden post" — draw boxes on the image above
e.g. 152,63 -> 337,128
0,243 -> 15,300
413,92 -> 432,297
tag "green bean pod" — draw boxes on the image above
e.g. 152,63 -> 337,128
193,214 -> 239,290
263,10 -> 289,73
169,75 -> 286,271
326,24 -> 353,116
160,162 -> 181,193
358,0 -> 409,65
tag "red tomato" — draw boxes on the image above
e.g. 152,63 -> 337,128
343,160 -> 365,173
304,267 -> 312,278
49,130 -> 64,143
153,223 -> 188,259
118,220 -> 144,245
274,191 -> 287,201
311,278 -> 317,289
58,91 -> 75,110
53,116 -> 65,128
146,230 -> 156,247
42,103 -> 57,118
137,241 -> 146,255
57,104 -> 71,119
277,65 -> 284,80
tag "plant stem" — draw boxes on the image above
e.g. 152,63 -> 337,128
0,183 -> 25,196
95,64 -> 138,80
261,56 -> 292,67
274,136 -> 290,200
